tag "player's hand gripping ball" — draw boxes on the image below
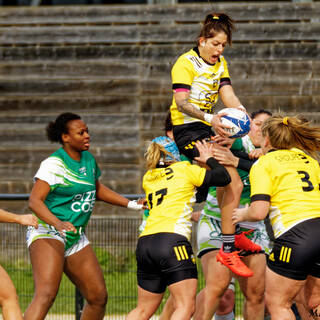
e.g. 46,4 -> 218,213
218,108 -> 251,138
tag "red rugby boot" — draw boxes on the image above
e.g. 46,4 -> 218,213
216,248 -> 253,277
235,230 -> 261,252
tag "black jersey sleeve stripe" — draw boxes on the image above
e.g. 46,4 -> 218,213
219,77 -> 231,90
172,83 -> 191,90
251,194 -> 271,203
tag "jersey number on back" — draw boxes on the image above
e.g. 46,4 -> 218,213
147,188 -> 168,209
297,170 -> 314,192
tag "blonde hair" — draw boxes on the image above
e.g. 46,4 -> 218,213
145,141 -> 176,170
262,114 -> 320,159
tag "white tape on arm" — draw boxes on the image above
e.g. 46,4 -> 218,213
204,113 -> 214,124
127,200 -> 143,211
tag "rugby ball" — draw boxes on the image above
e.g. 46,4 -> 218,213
218,108 -> 250,138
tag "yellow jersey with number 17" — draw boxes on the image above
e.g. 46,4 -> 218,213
170,47 -> 231,126
141,161 -> 206,240
250,148 -> 320,238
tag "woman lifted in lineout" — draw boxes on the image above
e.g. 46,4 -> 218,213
169,12 -> 260,277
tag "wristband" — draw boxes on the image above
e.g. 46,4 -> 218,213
204,113 -> 214,124
238,105 -> 246,112
127,200 -> 143,211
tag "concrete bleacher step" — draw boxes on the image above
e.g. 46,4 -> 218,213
0,22 -> 319,46
0,79 -> 141,96
0,94 -> 319,115
0,43 -> 318,62
0,145 -> 141,169
0,2 -> 318,26
0,77 -> 318,98
0,60 -> 140,79
0,96 -> 137,114
0,60 -> 318,80
0,127 -> 140,148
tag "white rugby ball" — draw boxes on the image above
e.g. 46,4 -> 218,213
218,108 -> 250,138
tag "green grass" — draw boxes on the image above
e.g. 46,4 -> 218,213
1,246 -> 245,316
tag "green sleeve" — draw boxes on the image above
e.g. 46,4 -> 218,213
230,138 -> 243,151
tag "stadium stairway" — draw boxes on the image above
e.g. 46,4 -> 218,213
0,2 -> 319,214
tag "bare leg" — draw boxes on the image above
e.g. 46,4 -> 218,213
238,254 -> 266,320
168,278 -> 197,320
296,276 -> 320,319
159,295 -> 174,320
194,250 -> 232,320
64,244 -> 107,320
265,267 -> 305,320
126,286 -> 164,320
218,166 -> 243,235
24,239 -> 65,320
295,301 -> 313,320
0,265 -> 23,320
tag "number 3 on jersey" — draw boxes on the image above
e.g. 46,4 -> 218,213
297,170 -> 315,192
147,188 -> 168,209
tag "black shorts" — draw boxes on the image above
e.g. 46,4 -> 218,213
173,122 -> 214,159
136,233 -> 198,293
267,217 -> 320,280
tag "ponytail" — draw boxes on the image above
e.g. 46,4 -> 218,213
262,114 -> 320,160
198,12 -> 235,45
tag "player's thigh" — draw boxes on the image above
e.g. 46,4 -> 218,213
135,285 -> 164,316
168,278 -> 197,307
265,266 -> 305,308
297,276 -> 320,310
0,265 -> 18,302
238,253 -> 266,300
197,217 -> 232,291
64,244 -> 106,299
201,250 -> 232,293
28,238 -> 65,291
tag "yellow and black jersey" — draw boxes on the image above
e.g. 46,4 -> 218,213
250,148 -> 320,238
141,161 -> 206,240
170,47 -> 231,126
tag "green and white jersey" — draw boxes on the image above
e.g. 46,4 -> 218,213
34,148 -> 101,227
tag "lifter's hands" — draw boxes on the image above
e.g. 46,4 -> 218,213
194,140 -> 215,164
213,144 -> 239,167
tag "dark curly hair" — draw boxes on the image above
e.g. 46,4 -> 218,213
46,112 -> 81,144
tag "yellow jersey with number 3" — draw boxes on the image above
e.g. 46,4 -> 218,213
250,148 -> 320,238
170,47 -> 231,126
141,161 -> 206,240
